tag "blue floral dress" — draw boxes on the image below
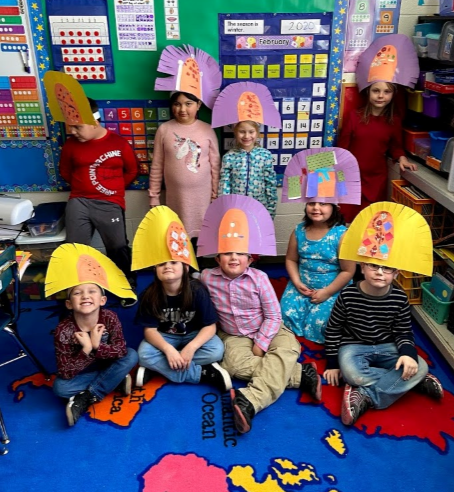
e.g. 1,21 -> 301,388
281,222 -> 348,343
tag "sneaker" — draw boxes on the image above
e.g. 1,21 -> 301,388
414,373 -> 444,400
341,384 -> 372,426
200,363 -> 232,392
66,390 -> 96,427
136,366 -> 155,387
300,362 -> 322,401
121,297 -> 138,308
116,374 -> 132,396
230,389 -> 255,434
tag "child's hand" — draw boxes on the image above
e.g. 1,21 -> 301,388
324,369 -> 341,386
295,281 -> 313,296
399,157 -> 417,172
165,346 -> 187,371
310,288 -> 330,304
395,355 -> 418,380
74,332 -> 92,355
90,324 -> 105,350
252,344 -> 265,357
180,344 -> 196,370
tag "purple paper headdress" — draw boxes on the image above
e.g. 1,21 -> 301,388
154,44 -> 222,109
282,147 -> 361,205
211,82 -> 282,129
356,34 -> 419,92
197,195 -> 276,256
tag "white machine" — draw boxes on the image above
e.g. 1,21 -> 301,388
0,196 -> 34,226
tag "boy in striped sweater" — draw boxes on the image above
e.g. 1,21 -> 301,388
324,262 -> 444,426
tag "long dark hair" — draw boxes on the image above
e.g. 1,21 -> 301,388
303,204 -> 346,229
360,82 -> 396,125
138,263 -> 193,319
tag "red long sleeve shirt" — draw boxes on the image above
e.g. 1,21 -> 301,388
59,130 -> 138,209
54,309 -> 128,380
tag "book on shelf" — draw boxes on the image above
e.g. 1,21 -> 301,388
15,250 -> 32,280
429,272 -> 454,302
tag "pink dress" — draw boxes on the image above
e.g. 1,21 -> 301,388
148,119 -> 220,238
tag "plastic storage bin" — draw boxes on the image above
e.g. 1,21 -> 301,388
412,36 -> 428,57
26,202 -> 66,237
403,128 -> 430,154
421,282 -> 454,324
438,22 -> 454,61
422,92 -> 441,118
427,34 -> 441,59
414,23 -> 443,37
429,131 -> 454,159
406,89 -> 424,112
414,138 -> 431,160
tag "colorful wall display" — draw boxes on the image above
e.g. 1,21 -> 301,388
114,0 -> 157,51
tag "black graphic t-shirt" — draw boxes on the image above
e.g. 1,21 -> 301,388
136,281 -> 218,335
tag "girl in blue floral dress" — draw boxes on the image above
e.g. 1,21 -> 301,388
281,202 -> 355,343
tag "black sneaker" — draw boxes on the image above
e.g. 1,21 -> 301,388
200,363 -> 232,392
414,373 -> 444,400
300,362 -> 322,401
136,366 -> 155,387
66,390 -> 96,427
230,389 -> 255,434
121,297 -> 138,308
116,374 -> 132,396
341,385 -> 372,426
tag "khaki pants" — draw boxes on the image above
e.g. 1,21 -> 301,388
218,324 -> 302,413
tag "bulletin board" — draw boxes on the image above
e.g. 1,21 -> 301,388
0,0 -> 343,193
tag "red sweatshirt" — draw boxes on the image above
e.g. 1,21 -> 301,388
59,131 -> 138,209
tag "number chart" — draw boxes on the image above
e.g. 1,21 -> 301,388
97,100 -> 171,188
219,12 -> 332,181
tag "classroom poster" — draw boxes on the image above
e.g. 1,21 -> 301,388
114,0 -> 157,50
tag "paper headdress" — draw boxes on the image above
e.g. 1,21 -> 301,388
43,71 -> 96,126
132,206 -> 198,271
154,45 -> 222,109
356,34 -> 419,92
197,195 -> 276,256
211,82 -> 282,129
339,202 -> 433,276
45,243 -> 137,300
281,147 -> 361,204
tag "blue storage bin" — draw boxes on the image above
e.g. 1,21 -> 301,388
429,131 -> 454,160
414,23 -> 443,37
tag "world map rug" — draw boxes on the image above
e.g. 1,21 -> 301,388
1,270 -> 454,492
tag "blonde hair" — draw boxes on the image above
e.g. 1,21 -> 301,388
232,120 -> 261,150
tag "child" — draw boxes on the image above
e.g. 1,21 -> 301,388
281,202 -> 355,343
211,82 -> 281,219
45,244 -> 138,427
131,206 -> 231,391
323,202 -> 444,426
280,147 -> 360,343
338,35 -> 420,223
198,195 -> 322,434
44,72 -> 138,299
150,45 -> 222,245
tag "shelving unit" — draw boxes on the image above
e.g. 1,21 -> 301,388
402,166 -> 454,368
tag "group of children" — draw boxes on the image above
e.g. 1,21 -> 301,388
43,35 -> 444,432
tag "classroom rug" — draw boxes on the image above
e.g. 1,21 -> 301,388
1,267 -> 454,492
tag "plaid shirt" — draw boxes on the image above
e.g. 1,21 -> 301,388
201,267 -> 281,352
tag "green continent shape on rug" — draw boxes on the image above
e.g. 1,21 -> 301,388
298,339 -> 454,453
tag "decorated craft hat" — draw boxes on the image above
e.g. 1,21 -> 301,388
132,206 -> 198,271
45,243 -> 137,300
154,44 -> 221,109
339,201 -> 433,276
197,195 -> 276,256
281,147 -> 361,204
356,34 -> 419,92
43,71 -> 97,126
211,82 -> 282,129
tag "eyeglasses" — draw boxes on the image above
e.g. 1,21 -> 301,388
364,263 -> 397,274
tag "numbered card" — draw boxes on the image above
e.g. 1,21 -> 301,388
312,101 -> 325,114
282,98 -> 295,114
258,135 -> 264,146
310,136 -> 323,148
158,108 -> 170,120
267,134 -> 279,149
131,108 -> 144,120
280,153 -> 293,165
145,108 -> 156,120
297,119 -> 310,132
267,124 -> 281,132
312,83 -> 326,97
224,137 -> 235,151
295,134 -> 308,149
281,19 -> 321,35
282,134 -> 295,149
298,100 -> 311,112
311,119 -> 324,132
271,153 -> 278,166
282,120 -> 295,132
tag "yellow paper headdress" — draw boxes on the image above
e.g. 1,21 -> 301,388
43,70 -> 96,126
45,243 -> 137,300
339,202 -> 433,276
132,206 -> 198,271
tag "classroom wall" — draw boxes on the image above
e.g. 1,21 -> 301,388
9,0 -> 439,257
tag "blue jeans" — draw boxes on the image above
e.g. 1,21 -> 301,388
53,348 -> 138,400
138,332 -> 224,384
338,343 -> 428,409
